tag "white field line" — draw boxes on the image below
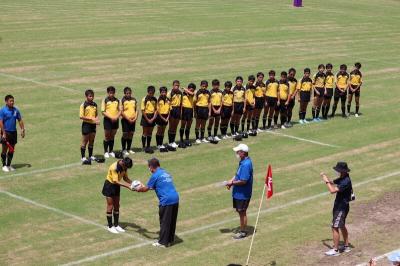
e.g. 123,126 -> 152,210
0,190 -> 145,242
355,248 -> 400,266
264,131 -> 339,148
0,162 -> 81,180
61,170 -> 400,266
0,72 -> 80,93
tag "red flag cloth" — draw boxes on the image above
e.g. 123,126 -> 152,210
265,165 -> 273,199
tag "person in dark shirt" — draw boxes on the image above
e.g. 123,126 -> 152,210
321,162 -> 353,256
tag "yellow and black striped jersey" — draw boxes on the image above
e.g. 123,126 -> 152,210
167,90 -> 182,107
210,89 -> 223,106
265,79 -> 279,98
121,96 -> 137,118
297,77 -> 313,92
288,77 -> 298,95
325,73 -> 335,89
80,101 -> 97,124
278,81 -> 290,100
336,71 -> 349,89
195,89 -> 210,107
350,70 -> 363,86
157,97 -> 170,115
233,86 -> 245,103
313,72 -> 326,88
254,81 -> 266,98
141,96 -> 157,114
222,90 -> 234,106
182,91 -> 195,109
101,97 -> 120,116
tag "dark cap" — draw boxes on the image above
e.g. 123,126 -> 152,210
333,162 -> 350,173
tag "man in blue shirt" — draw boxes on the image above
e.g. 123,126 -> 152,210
0,95 -> 25,172
321,162 -> 353,256
226,143 -> 253,239
136,158 -> 179,247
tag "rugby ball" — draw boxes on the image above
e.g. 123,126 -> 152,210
130,180 -> 142,190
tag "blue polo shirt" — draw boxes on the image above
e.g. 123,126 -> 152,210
0,106 -> 21,132
147,168 -> 179,206
333,175 -> 352,211
232,157 -> 253,200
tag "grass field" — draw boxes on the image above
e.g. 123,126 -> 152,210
1,0 -> 400,265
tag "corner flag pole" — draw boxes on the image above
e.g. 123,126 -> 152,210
245,182 -> 266,266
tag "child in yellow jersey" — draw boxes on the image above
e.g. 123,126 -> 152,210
242,75 -> 256,135
80,89 -> 99,164
347,62 -> 363,117
275,71 -> 290,129
287,68 -> 298,127
297,68 -> 313,124
121,87 -> 137,156
207,79 -> 223,141
253,72 -> 265,132
101,86 -> 121,158
312,64 -> 326,122
167,80 -> 182,149
331,64 -> 349,118
155,87 -> 171,152
140,86 -> 158,154
220,81 -> 233,139
231,76 -> 246,136
263,70 -> 279,130
179,83 -> 196,147
322,63 -> 334,119
194,80 -> 211,144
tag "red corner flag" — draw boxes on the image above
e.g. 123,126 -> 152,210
265,165 -> 273,199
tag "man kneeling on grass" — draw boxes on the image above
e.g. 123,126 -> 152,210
321,162 -> 354,256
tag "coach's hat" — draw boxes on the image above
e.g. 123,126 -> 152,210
233,143 -> 249,153
333,162 -> 350,173
388,250 -> 400,263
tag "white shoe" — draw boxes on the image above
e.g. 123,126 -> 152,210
8,166 -> 15,171
115,225 -> 125,233
170,142 -> 178,148
104,152 -> 110,158
207,136 -> 213,141
355,113 -> 359,117
159,145 -> 166,149
304,119 -> 310,124
214,136 -> 221,141
257,128 -> 263,133
2,166 -> 9,172
152,242 -> 166,248
195,139 -> 202,144
222,135 -> 228,140
299,120 -> 304,125
109,152 -> 116,158
90,156 -> 96,161
129,150 -> 135,154
281,125 -> 286,129
325,249 -> 340,256
107,226 -> 119,234
341,245 -> 351,253
202,138 -> 209,143
122,150 -> 129,157
81,157 -> 87,162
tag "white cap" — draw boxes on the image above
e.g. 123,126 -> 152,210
233,143 -> 249,152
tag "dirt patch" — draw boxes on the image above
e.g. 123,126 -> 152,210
299,191 -> 400,265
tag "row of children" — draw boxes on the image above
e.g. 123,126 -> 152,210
79,63 -> 363,163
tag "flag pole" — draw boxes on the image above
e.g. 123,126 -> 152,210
245,182 -> 266,266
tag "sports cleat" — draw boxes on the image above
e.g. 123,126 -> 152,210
8,166 -> 15,171
281,125 -> 286,129
144,147 -> 154,154
109,152 -> 116,158
214,136 -> 221,141
304,119 -> 310,124
90,156 -> 96,161
257,128 -> 263,133
178,142 -> 186,148
170,142 -> 178,149
152,242 -> 166,248
222,135 -> 228,140
122,150 -> 129,157
167,145 -> 177,152
233,231 -> 247,240
313,118 -> 319,122
185,140 -> 192,147
299,120 -> 304,124
104,152 -> 110,158
207,136 -> 214,141
2,166 -> 9,172
115,226 -> 126,233
159,145 -> 169,153
340,245 -> 351,253
195,139 -> 202,144
355,113 -> 359,118
325,249 -> 340,256
107,226 -> 119,234
316,117 -> 322,122
129,150 -> 135,154
201,138 -> 209,143
82,158 -> 91,165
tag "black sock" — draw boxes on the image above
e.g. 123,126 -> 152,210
171,133 -> 176,143
234,124 -> 239,134
214,126 -> 218,136
156,135 -> 162,146
331,103 -> 337,116
195,128 -> 199,139
121,137 -> 126,150
281,115 -> 286,125
341,106 -> 346,115
299,112 -> 302,120
6,152 -> 13,167
246,120 -> 251,131
127,138 -> 132,150
80,146 -> 86,158
262,117 -> 266,128
113,210 -> 119,227
321,106 -> 326,118
356,105 -> 359,114
109,139 -> 114,152
241,121 -> 245,132
303,111 -> 307,120
179,128 -> 184,142
251,119 -> 255,130
255,119 -> 259,129
273,116 -> 278,126
1,153 -> 5,167
146,136 -> 152,148
267,118 -> 272,128
185,129 -> 190,140
168,132 -> 173,144
347,104 -> 351,113
230,123 -> 235,134
312,107 -> 316,119
207,127 -> 212,137
315,107 -> 320,118
88,145 -> 93,158
103,140 -> 108,153
107,212 -> 113,228
220,126 -> 226,135
287,110 -> 292,122
200,129 -> 205,139
141,135 -> 146,148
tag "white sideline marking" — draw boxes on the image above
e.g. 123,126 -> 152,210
0,190 -> 145,242
0,162 -> 81,180
355,248 -> 400,266
265,131 -> 339,148
0,72 -> 79,93
61,170 -> 400,265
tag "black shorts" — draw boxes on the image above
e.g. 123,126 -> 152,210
275,100 -> 288,112
315,87 -> 325,98
121,118 -> 136,133
211,106 -> 222,117
233,198 -> 250,212
196,106 -> 209,120
103,117 -> 119,130
349,85 -> 360,97
287,99 -> 295,109
332,207 -> 349,228
181,107 -> 193,121
102,180 -> 120,197
4,131 -> 17,146
82,122 -> 96,135
246,104 -> 254,111
156,114 -> 169,126
266,96 -> 278,107
300,91 -> 311,102
334,88 -> 347,99
255,97 -> 265,109
221,106 -> 233,119
140,113 -> 156,127
324,88 -> 334,99
170,107 -> 181,120
233,102 -> 244,114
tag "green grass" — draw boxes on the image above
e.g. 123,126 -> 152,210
1,0 -> 400,265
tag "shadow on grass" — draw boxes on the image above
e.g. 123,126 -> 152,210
322,239 -> 355,249
219,225 -> 255,236
11,163 -> 32,169
119,222 -> 158,239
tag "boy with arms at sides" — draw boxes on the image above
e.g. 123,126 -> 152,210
297,68 -> 313,124
253,72 -> 265,132
140,86 -> 158,154
322,63 -> 335,119
331,64 -> 349,118
220,81 -> 234,139
231,76 -> 246,136
194,80 -> 211,144
101,86 -> 121,158
207,79 -> 223,142
167,80 -> 182,149
312,64 -> 326,122
275,71 -> 290,129
264,70 -> 279,130
80,89 -> 99,165
243,75 -> 256,135
121,87 -> 137,156
286,68 -> 298,127
347,62 -> 363,117
155,87 -> 171,152
179,83 -> 196,147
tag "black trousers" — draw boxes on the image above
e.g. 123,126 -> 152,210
158,203 -> 179,246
